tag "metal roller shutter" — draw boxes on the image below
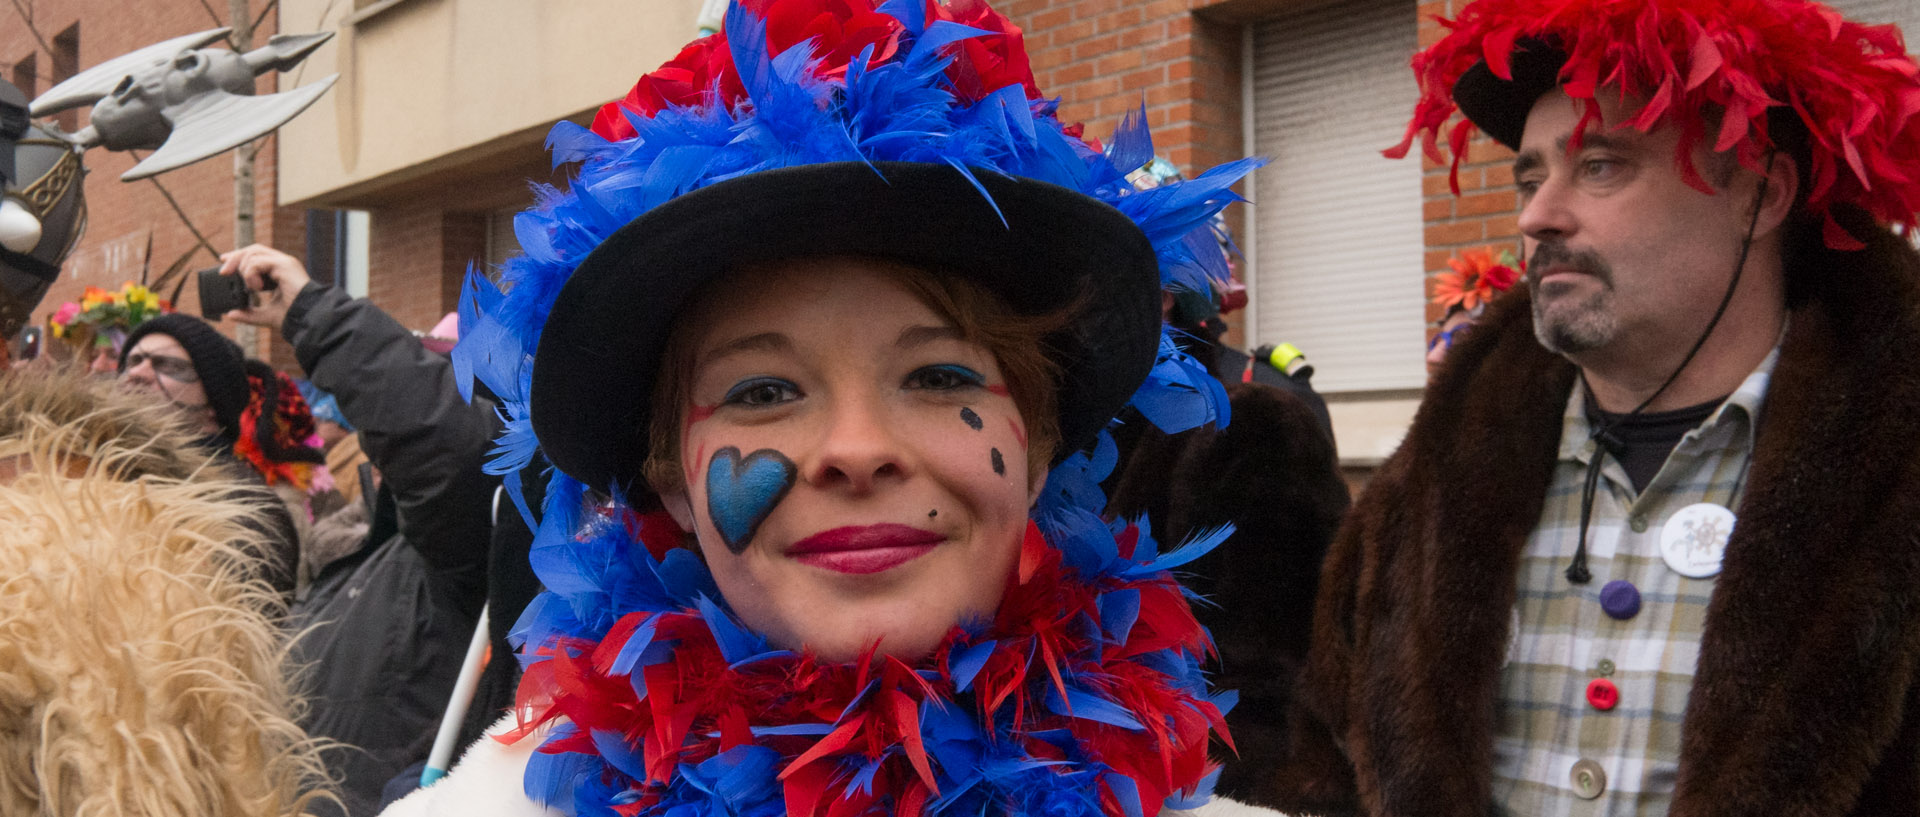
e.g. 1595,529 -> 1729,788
1247,0 -> 1423,393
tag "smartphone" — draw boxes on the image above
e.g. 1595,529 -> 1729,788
197,267 -> 251,319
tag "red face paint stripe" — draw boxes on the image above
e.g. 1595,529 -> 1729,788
688,404 -> 717,424
686,442 -> 707,492
986,385 -> 1011,398
1008,417 -> 1028,449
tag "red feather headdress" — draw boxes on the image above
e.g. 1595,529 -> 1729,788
1387,0 -> 1920,249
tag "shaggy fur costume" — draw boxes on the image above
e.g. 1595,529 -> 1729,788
1271,217 -> 1920,816
0,372 -> 333,816
1107,381 -> 1348,802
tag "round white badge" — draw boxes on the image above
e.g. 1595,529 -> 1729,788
1659,503 -> 1735,578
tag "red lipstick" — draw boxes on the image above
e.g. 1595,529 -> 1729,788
787,524 -> 944,575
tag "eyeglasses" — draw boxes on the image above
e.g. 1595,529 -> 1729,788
1427,322 -> 1471,353
123,350 -> 200,383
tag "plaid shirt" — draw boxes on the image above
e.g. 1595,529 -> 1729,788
1489,346 -> 1779,816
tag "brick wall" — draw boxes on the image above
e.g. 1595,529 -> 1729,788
1004,0 -> 1247,176
0,0 -> 299,363
1004,0 -> 1268,345
366,206 -> 487,335
1416,0 -> 1523,326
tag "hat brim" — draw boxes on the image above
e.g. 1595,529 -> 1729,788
531,161 -> 1164,493
1453,38 -> 1569,151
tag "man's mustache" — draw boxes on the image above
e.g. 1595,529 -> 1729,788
1526,243 -> 1613,287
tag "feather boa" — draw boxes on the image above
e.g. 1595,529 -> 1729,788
450,1 -> 1261,815
507,467 -> 1237,817
233,367 -> 327,495
1387,0 -> 1920,249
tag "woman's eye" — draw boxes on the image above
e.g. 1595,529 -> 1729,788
907,364 -> 986,391
723,378 -> 799,406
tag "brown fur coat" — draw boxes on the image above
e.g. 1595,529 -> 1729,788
1271,225 -> 1920,816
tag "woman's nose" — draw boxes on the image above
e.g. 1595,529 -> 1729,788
803,395 -> 908,493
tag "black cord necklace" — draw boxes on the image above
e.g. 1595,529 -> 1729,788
1564,170 -> 1772,585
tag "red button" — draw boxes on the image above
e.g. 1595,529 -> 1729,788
1586,678 -> 1619,711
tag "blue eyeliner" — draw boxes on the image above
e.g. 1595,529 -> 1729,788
924,364 -> 985,386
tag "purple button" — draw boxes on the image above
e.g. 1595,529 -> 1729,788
1600,580 -> 1641,620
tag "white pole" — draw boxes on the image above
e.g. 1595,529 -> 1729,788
420,604 -> 491,787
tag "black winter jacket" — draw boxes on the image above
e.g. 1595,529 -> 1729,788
282,284 -> 494,817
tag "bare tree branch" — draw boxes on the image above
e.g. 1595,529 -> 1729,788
131,151 -> 224,264
253,0 -> 280,37
196,0 -> 228,31
290,0 -> 341,85
7,0 -> 57,58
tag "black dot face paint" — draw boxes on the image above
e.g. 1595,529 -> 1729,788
704,446 -> 797,555
960,407 -> 983,430
991,447 -> 1005,476
928,509 -> 938,518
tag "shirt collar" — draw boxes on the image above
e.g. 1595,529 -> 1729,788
1557,335 -> 1783,464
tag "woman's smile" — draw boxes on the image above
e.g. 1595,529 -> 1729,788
785,524 -> 947,574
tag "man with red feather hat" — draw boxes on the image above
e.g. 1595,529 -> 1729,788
1269,1 -> 1920,814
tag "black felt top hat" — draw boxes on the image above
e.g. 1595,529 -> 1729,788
1452,37 -> 1569,151
529,161 -> 1164,494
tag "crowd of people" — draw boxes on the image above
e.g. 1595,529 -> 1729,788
3,0 -> 1919,815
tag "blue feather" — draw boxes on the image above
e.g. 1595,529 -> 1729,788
608,617 -> 658,676
588,728 -> 648,781
1210,688 -> 1239,718
1104,105 -> 1155,177
1098,588 -> 1140,645
695,595 -> 767,664
1163,766 -> 1222,810
1104,773 -> 1146,817
1045,685 -> 1144,730
949,639 -> 997,692
1122,524 -> 1234,579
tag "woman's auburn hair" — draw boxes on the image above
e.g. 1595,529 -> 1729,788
0,372 -> 336,817
642,257 -> 1069,494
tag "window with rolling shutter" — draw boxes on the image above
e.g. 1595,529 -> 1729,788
1246,0 -> 1424,394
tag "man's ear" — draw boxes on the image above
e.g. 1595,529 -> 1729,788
661,488 -> 696,533
1751,150 -> 1800,239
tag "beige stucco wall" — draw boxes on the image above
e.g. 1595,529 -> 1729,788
278,0 -> 704,206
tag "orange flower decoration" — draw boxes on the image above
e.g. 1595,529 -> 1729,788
1432,248 -> 1520,314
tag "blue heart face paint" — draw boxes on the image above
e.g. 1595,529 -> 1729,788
705,446 -> 797,554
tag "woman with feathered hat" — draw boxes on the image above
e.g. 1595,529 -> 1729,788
386,1 -> 1282,815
